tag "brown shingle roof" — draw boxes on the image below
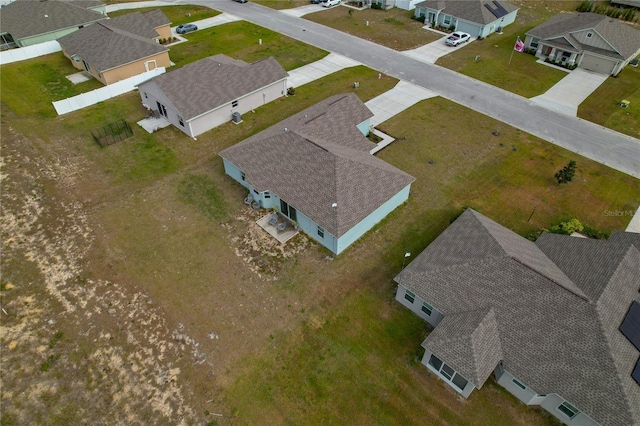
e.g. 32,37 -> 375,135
219,94 -> 415,238
58,14 -> 168,73
527,12 -> 640,60
0,0 -> 107,40
139,55 -> 288,121
395,209 -> 640,426
415,0 -> 518,25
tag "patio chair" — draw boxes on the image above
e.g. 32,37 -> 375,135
277,222 -> 286,232
244,193 -> 253,205
268,212 -> 278,226
251,200 -> 261,210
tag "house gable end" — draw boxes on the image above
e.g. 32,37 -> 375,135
571,28 -> 620,55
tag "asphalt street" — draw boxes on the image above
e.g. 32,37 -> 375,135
193,0 -> 640,177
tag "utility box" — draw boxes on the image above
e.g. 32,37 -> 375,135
232,111 -> 242,124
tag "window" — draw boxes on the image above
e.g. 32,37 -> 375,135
253,189 -> 258,195
428,354 -> 469,391
512,379 -> 527,390
264,192 -> 271,199
156,101 -> 167,118
557,402 -> 580,419
530,37 -> 540,49
317,226 -> 324,238
451,373 -> 468,391
178,116 -> 184,127
586,32 -> 592,38
144,92 -> 148,99
232,100 -> 239,108
404,290 -> 415,303
428,354 -> 443,371
241,171 -> 245,181
443,14 -> 451,25
421,301 -> 433,316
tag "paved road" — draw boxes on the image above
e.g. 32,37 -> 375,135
193,0 -> 640,177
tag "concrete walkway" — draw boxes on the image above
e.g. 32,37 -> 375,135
530,68 -> 608,117
286,53 -> 361,88
402,35 -> 475,64
280,4 -> 327,17
365,80 -> 437,127
626,206 -> 640,233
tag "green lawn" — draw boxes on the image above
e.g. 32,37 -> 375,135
0,53 -> 103,118
305,7 -> 441,50
578,63 -> 640,139
107,5 -> 219,26
436,21 -> 567,98
169,21 -> 328,70
253,0 -> 309,9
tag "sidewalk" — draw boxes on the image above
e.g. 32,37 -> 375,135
286,53 -> 361,88
626,206 -> 640,233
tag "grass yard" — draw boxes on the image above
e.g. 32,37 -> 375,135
578,63 -> 640,139
305,7 -> 441,50
107,5 -> 219,26
0,53 -> 103,118
435,20 -> 567,98
253,0 -> 309,9
169,21 -> 328,70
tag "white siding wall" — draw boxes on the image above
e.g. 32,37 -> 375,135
496,369 -> 539,403
539,394 -> 599,426
138,81 -> 186,134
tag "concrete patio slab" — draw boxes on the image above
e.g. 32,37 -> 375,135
280,4 -> 327,17
137,116 -> 172,133
402,35 -> 475,64
365,80 -> 437,127
286,53 -> 361,88
257,213 -> 299,244
530,68 -> 607,117
66,72 -> 92,85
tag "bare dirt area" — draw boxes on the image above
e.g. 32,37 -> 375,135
0,113 -> 332,424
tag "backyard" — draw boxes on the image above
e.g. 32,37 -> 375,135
2,2 -> 640,425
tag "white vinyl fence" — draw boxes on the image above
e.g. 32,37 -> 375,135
0,41 -> 62,65
52,67 -> 166,115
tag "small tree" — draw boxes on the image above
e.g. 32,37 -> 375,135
555,160 -> 577,184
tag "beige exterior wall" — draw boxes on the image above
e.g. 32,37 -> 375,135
102,52 -> 171,85
155,25 -> 172,40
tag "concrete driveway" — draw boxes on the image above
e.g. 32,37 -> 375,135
402,35 -> 475,64
280,4 -> 327,17
366,81 -> 436,127
530,68 -> 608,117
171,13 -> 242,37
286,53 -> 361,88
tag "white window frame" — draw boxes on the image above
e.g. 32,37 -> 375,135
404,289 -> 415,303
557,401 -> 580,419
443,14 -> 451,26
512,378 -> 527,390
421,301 -> 433,315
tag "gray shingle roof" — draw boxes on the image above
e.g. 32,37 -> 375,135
141,9 -> 171,29
423,307 -> 503,387
219,93 -> 415,238
395,209 -> 640,426
526,12 -> 640,60
0,0 -> 107,40
138,55 -> 288,121
415,0 -> 518,25
58,13 -> 168,73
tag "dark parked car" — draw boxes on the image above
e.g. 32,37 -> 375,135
176,24 -> 198,34
233,0 -> 248,3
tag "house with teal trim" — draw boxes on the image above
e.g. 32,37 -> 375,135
219,93 -> 415,255
414,0 -> 518,38
395,208 -> 640,426
0,0 -> 106,49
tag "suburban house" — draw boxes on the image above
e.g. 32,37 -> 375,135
0,0 -> 107,49
58,10 -> 171,85
524,12 -> 640,76
414,0 -> 518,38
395,208 -> 640,426
219,93 -> 416,255
137,54 -> 288,138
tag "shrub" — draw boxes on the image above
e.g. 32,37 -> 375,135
576,0 -> 592,12
371,2 -> 383,9
287,87 -> 296,96
555,160 -> 577,184
547,218 -> 584,235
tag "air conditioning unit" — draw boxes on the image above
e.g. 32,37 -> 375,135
232,111 -> 242,124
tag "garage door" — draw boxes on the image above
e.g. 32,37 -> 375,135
580,54 -> 616,75
455,21 -> 480,37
